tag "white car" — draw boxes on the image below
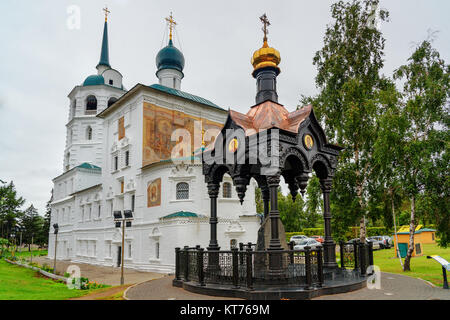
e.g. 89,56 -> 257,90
290,235 -> 308,245
294,239 -> 322,250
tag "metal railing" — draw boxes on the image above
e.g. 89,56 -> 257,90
175,245 -> 324,289
339,240 -> 374,275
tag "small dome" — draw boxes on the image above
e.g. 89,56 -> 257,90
83,74 -> 105,86
251,40 -> 281,75
156,40 -> 185,73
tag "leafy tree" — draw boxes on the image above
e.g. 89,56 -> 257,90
304,174 -> 323,228
304,0 -> 390,242
390,40 -> 449,269
38,191 -> 53,247
0,180 -> 25,241
278,191 -> 306,232
20,205 -> 44,251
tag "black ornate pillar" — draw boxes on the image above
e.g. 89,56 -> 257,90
267,175 -> 282,251
207,182 -> 220,251
320,178 -> 337,268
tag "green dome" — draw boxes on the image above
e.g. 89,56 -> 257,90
156,40 -> 185,73
83,74 -> 105,86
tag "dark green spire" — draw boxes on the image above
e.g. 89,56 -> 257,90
97,21 -> 110,68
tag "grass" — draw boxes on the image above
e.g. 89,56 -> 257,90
0,258 -> 102,300
372,243 -> 450,287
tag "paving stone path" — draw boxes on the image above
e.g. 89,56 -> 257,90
125,272 -> 450,300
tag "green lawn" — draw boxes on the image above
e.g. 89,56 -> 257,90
0,259 -> 93,300
372,243 -> 450,287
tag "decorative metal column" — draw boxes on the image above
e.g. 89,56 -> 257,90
207,182 -> 220,272
267,175 -> 282,251
320,178 -> 337,268
207,182 -> 220,251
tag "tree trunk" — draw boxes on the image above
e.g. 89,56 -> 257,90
391,194 -> 403,268
403,195 -> 416,271
359,216 -> 366,243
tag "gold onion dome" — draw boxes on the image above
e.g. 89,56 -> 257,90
251,14 -> 281,75
251,40 -> 281,73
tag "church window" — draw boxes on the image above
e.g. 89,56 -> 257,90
98,204 -> 101,218
176,182 -> 189,200
114,155 -> 118,171
120,181 -> 124,194
109,79 -> 114,85
81,206 -> 84,221
128,243 -> 132,258
86,126 -> 93,140
85,95 -> 97,112
125,150 -> 130,166
155,242 -> 160,259
223,182 -> 232,198
131,194 -> 135,212
71,102 -> 76,118
118,116 -> 125,140
108,97 -> 118,107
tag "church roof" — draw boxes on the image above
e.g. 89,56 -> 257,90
97,21 -> 110,68
229,100 -> 312,136
83,74 -> 105,86
149,84 -> 223,110
161,211 -> 198,219
77,162 -> 101,170
156,39 -> 185,73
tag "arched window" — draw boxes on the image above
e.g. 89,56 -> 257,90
223,182 -> 232,198
176,182 -> 189,200
65,152 -> 70,171
86,95 -> 97,111
71,102 -> 76,118
86,126 -> 93,140
108,97 -> 118,107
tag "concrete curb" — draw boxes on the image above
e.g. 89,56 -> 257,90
5,259 -> 68,282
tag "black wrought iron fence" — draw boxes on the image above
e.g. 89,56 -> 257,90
175,245 -> 324,289
339,241 -> 374,275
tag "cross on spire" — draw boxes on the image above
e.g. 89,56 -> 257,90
103,6 -> 110,22
165,12 -> 177,41
260,13 -> 270,44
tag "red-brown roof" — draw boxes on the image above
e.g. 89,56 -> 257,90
230,100 -> 312,135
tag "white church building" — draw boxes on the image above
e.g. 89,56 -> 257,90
48,13 -> 260,273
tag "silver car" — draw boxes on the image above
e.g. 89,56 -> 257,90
290,235 -> 308,245
294,239 -> 322,250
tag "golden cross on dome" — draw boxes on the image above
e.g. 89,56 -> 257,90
260,13 -> 271,43
165,12 -> 177,41
103,6 -> 111,22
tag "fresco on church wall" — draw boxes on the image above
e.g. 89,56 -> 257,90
147,178 -> 161,207
118,116 -> 125,140
142,103 -> 223,167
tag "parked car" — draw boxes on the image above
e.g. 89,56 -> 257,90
380,235 -> 393,249
293,239 -> 322,250
347,238 -> 381,250
367,236 -> 383,250
289,235 -> 308,245
310,235 -> 324,243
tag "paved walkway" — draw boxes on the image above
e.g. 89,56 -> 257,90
32,257 -> 165,286
125,272 -> 450,300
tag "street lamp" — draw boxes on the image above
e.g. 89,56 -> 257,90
113,210 -> 133,285
53,223 -> 59,274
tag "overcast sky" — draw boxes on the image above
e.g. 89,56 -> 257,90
0,0 -> 449,215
